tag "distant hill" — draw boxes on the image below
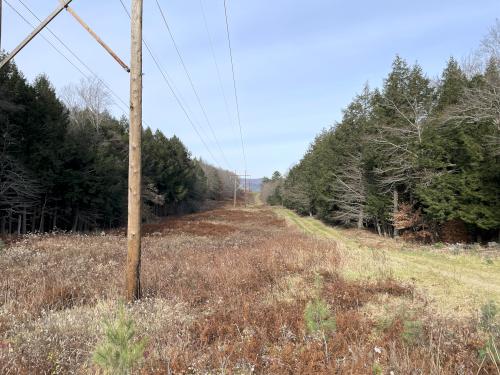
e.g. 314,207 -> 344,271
245,178 -> 263,192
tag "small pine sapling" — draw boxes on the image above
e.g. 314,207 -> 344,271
401,319 -> 423,346
304,299 -> 337,336
304,273 -> 336,362
93,304 -> 147,374
478,301 -> 500,365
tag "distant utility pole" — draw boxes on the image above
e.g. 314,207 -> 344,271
244,173 -> 252,207
126,0 -> 143,302
233,172 -> 237,208
233,173 -> 250,208
244,171 -> 247,207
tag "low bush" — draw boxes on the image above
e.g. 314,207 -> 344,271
478,301 -> 500,366
93,304 -> 147,375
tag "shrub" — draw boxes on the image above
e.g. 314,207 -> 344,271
376,315 -> 394,332
402,319 -> 423,346
304,273 -> 336,362
480,300 -> 498,332
433,242 -> 445,249
478,301 -> 500,365
304,273 -> 336,336
372,363 -> 383,375
304,298 -> 337,336
93,304 -> 147,375
478,338 -> 500,364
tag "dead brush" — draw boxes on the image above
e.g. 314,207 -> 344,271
0,206 -> 495,374
38,284 -> 84,312
322,274 -> 413,311
141,231 -> 340,306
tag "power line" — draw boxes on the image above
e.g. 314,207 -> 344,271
223,0 -> 247,173
7,0 -> 148,127
198,0 -> 236,138
118,0 -> 220,167
15,0 -> 130,118
143,40 -> 222,168
4,0 -> 89,78
154,0 -> 232,170
117,0 -> 222,168
117,0 -> 195,126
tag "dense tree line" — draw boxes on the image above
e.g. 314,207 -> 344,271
261,172 -> 283,206
263,23 -> 500,242
0,59 -> 237,235
198,160 -> 238,201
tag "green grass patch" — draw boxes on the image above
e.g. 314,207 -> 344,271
274,207 -> 500,318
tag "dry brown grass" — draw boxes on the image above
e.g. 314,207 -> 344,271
0,204 -> 496,374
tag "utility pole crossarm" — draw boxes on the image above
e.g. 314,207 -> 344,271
64,4 -> 130,73
0,0 -> 72,70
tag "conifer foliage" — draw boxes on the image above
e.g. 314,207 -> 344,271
263,23 -> 500,242
0,60 -> 236,235
93,304 -> 147,375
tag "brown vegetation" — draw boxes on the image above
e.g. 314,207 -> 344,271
0,204 -> 496,373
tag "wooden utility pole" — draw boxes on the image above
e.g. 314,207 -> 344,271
233,172 -> 237,208
244,171 -> 247,207
0,0 -> 139,301
244,173 -> 252,207
126,0 -> 143,302
233,173 -> 250,207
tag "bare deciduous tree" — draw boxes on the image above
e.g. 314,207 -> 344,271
462,19 -> 499,77
330,151 -> 366,228
446,64 -> 500,154
199,160 -> 238,201
374,94 -> 433,190
61,77 -> 112,131
0,156 -> 40,234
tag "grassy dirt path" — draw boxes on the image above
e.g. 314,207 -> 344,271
274,207 -> 500,318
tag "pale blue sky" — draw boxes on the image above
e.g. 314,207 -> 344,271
3,0 -> 499,177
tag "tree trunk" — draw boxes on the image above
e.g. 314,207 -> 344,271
1,216 -> 6,235
39,196 -> 47,233
32,209 -> 38,232
52,208 -> 57,230
375,219 -> 382,236
17,214 -> 21,235
39,213 -> 44,233
72,209 -> 79,232
393,189 -> 399,238
22,207 -> 27,234
357,209 -> 364,229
